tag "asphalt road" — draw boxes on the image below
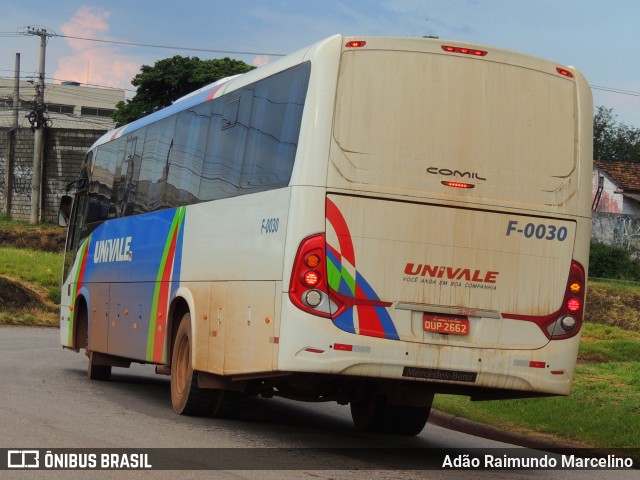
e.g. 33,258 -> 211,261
0,326 -> 635,480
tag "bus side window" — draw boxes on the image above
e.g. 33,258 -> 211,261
222,97 -> 240,129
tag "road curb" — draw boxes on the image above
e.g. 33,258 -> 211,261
428,409 -> 587,450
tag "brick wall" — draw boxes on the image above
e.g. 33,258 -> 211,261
1,128 -> 105,223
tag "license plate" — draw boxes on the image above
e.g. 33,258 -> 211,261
423,314 -> 470,336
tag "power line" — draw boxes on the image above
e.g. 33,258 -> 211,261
4,29 -> 640,99
50,33 -> 287,57
591,85 -> 640,98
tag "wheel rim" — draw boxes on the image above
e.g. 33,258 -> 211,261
175,334 -> 190,395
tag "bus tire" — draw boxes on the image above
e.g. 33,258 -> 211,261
211,390 -> 246,419
87,351 -> 111,381
350,396 -> 430,436
171,313 -> 214,416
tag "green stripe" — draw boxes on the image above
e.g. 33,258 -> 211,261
68,237 -> 90,345
146,207 -> 185,361
327,259 -> 341,291
341,266 -> 356,296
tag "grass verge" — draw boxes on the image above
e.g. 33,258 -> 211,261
433,321 -> 640,450
0,247 -> 62,326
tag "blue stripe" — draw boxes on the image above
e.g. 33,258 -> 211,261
374,306 -> 400,340
355,272 -> 380,301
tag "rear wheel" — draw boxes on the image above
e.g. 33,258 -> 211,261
350,395 -> 430,436
211,390 -> 245,419
171,313 -> 214,416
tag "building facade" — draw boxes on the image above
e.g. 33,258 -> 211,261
1,80 -> 124,223
0,79 -> 124,131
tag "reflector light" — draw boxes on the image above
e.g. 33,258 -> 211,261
566,298 -> 581,312
441,45 -> 488,56
305,254 -> 320,268
304,271 -> 320,287
304,290 -> 322,307
442,181 -> 475,189
556,67 -> 574,78
560,316 -> 577,331
334,343 -> 353,351
304,347 -> 325,354
346,40 -> 366,48
569,282 -> 581,293
529,361 -> 546,369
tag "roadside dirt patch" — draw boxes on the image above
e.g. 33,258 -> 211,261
0,227 -> 66,252
0,275 -> 49,310
585,283 -> 640,331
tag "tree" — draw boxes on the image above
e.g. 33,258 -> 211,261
112,56 -> 255,126
593,106 -> 640,163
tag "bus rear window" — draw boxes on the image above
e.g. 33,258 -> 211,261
332,50 -> 577,208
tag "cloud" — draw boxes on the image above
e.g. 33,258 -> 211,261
252,55 -> 271,68
52,7 -> 139,91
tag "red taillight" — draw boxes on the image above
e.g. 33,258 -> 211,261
556,67 -> 574,78
441,45 -> 488,56
304,271 -> 320,287
289,234 -> 331,318
442,181 -> 475,189
502,260 -> 586,340
566,298 -> 581,312
346,40 -> 366,48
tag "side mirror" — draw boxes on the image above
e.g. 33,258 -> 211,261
58,195 -> 73,227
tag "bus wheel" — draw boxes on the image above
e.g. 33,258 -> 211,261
87,351 -> 111,381
211,390 -> 246,419
350,396 -> 430,436
171,313 -> 214,416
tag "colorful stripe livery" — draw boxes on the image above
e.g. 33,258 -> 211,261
325,198 -> 399,340
147,207 -> 186,363
68,236 -> 91,345
65,207 -> 186,361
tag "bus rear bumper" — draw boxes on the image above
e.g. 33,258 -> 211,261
277,304 -> 581,398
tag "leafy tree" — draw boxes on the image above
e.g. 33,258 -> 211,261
113,56 -> 255,126
593,106 -> 640,163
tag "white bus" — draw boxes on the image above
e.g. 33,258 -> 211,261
60,35 -> 592,435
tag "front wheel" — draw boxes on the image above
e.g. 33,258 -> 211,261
170,313 -> 214,416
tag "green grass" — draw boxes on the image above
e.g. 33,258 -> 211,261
433,322 -> 640,450
0,247 -> 63,302
0,213 -> 59,230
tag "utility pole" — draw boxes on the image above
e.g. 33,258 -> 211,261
3,53 -> 19,215
26,27 -> 52,224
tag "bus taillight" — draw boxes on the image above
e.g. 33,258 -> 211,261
441,45 -> 488,56
346,40 -> 367,48
289,234 -> 332,317
441,181 -> 475,189
556,67 -> 575,78
546,261 -> 586,339
503,260 -> 586,340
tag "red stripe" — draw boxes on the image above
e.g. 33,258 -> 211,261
326,198 -> 355,265
356,305 -> 386,338
153,226 -> 179,361
205,85 -> 224,102
75,241 -> 90,297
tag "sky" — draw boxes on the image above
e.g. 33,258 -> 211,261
1,0 -> 639,126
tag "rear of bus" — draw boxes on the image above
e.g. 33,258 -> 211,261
280,37 -> 592,403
